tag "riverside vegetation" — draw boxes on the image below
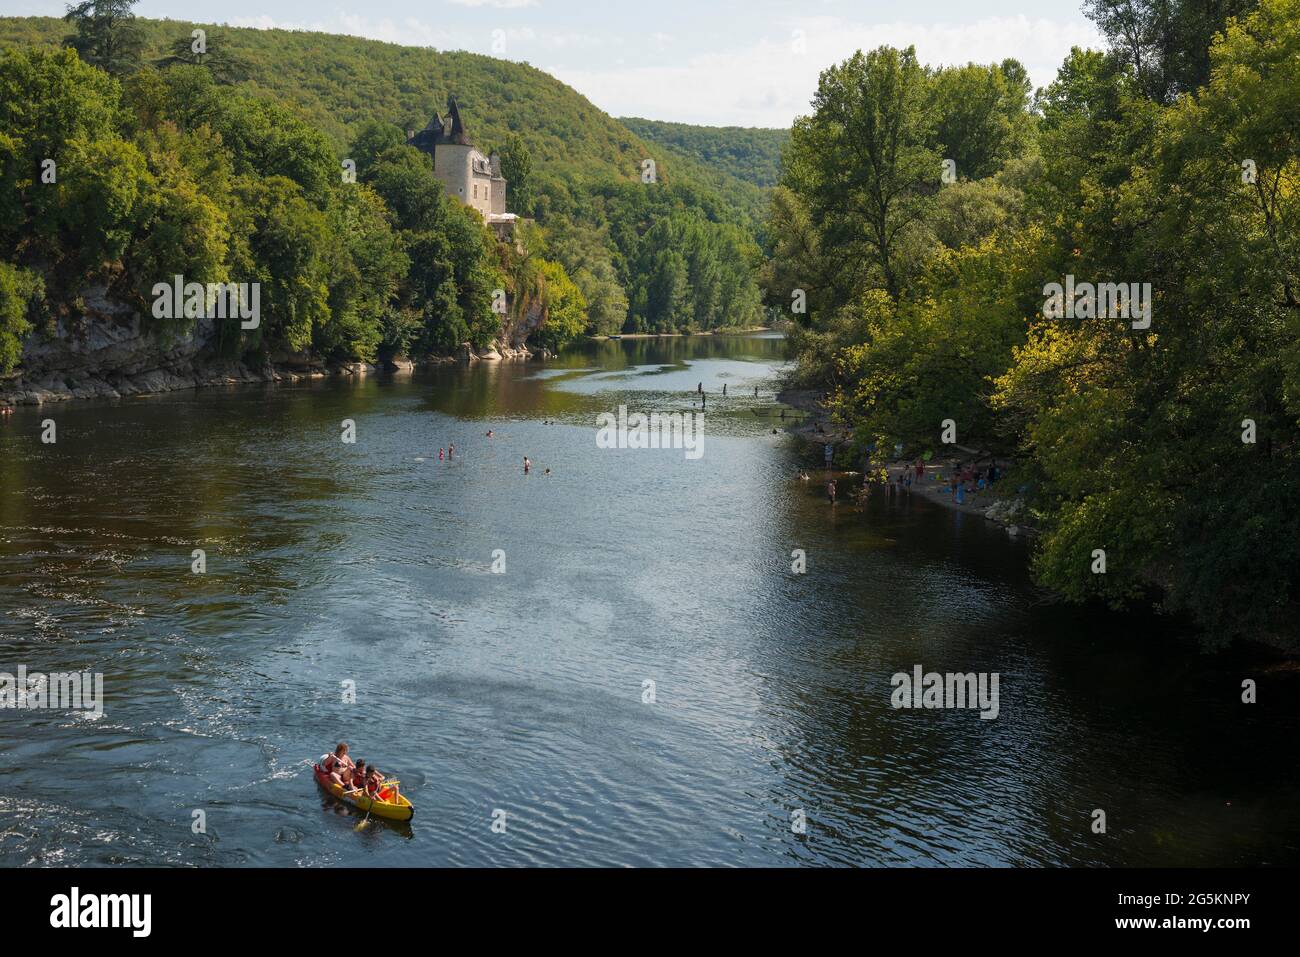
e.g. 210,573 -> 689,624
0,4 -> 771,389
762,0 -> 1300,649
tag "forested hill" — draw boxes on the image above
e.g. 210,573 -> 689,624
0,16 -> 765,218
0,11 -> 772,377
619,117 -> 790,189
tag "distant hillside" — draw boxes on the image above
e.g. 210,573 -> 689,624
0,16 -> 767,220
620,117 -> 790,189
0,13 -> 771,365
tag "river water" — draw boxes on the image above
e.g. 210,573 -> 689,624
1,333 -> 1297,867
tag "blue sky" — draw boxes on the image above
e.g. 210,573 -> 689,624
4,0 -> 1105,127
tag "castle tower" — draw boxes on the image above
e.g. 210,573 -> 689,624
410,96 -> 504,220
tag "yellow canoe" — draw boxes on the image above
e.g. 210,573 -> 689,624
314,765 -> 414,822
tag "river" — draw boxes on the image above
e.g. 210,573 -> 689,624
1,333 -> 1297,866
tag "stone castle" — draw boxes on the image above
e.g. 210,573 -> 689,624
409,96 -> 515,237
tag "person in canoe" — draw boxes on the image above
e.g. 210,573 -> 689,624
332,759 -> 362,794
365,767 -> 400,803
323,743 -> 355,787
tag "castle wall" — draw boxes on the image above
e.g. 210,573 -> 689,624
433,143 -> 496,218
469,168 -> 494,218
433,143 -> 473,206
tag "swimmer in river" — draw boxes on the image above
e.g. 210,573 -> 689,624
544,468 -> 551,476
486,430 -> 494,438
523,457 -> 531,473
448,444 -> 454,458
438,448 -> 444,461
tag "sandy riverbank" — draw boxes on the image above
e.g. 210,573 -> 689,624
778,387 -> 1034,535
879,461 -> 1035,535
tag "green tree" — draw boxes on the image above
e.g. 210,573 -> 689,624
0,262 -> 42,374
544,217 -> 627,335
63,0 -> 145,76
317,183 -> 410,361
497,133 -> 534,216
1083,0 -> 1259,102
930,60 -> 1034,181
369,147 -> 449,232
228,175 -> 332,354
0,46 -> 124,260
532,260 -> 587,350
988,0 -> 1300,647
785,46 -> 938,303
757,185 -> 829,326
156,29 -> 249,84
348,121 -> 407,180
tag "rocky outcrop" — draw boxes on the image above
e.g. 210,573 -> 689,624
453,339 -> 536,362
982,497 -> 1035,537
5,295 -> 379,407
2,287 -> 222,405
0,286 -> 543,407
490,299 -> 545,360
982,497 -> 1025,527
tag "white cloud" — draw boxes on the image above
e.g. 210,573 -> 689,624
447,0 -> 540,7
550,15 -> 1107,127
222,11 -> 1105,128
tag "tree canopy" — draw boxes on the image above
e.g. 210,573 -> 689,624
765,0 -> 1300,648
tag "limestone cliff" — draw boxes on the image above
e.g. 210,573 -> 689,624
0,285 -> 543,406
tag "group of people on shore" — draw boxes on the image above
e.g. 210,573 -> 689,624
321,743 -> 400,804
945,461 -> 1002,505
817,457 -> 1005,508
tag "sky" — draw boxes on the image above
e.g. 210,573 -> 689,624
3,0 -> 1106,128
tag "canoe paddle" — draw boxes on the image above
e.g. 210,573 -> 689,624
355,787 -> 376,831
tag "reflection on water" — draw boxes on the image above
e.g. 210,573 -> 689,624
1,334 -> 1298,867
